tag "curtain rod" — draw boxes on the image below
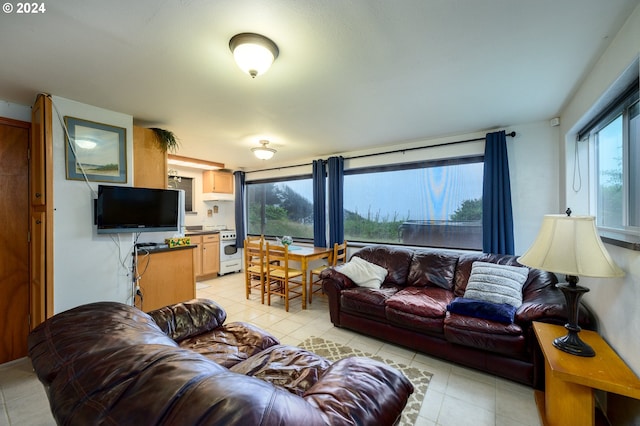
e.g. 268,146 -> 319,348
246,130 -> 516,174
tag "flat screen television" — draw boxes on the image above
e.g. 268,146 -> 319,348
96,185 -> 180,234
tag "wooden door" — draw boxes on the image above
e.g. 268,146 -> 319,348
0,117 -> 30,363
30,94 -> 54,329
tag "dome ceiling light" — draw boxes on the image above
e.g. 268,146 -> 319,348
229,33 -> 279,78
252,140 -> 276,160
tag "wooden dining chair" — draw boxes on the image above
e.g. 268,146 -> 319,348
244,236 -> 266,304
265,242 -> 304,312
308,240 -> 347,303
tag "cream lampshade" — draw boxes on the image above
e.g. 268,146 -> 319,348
518,210 -> 624,356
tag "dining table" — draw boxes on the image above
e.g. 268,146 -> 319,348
284,245 -> 333,309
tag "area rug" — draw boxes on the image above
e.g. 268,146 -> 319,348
298,336 -> 432,426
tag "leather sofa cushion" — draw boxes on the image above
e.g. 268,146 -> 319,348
407,250 -> 458,290
444,312 -> 526,357
341,286 -> 400,319
179,321 -> 279,368
385,287 -> 454,335
149,298 -> 227,342
386,287 -> 454,318
386,308 -> 447,335
231,345 -> 332,396
353,245 -> 414,286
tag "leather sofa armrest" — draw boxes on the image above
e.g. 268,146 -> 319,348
515,292 -> 567,324
320,268 -> 356,326
320,267 -> 355,290
515,291 -> 595,330
304,357 -> 414,426
148,298 -> 227,342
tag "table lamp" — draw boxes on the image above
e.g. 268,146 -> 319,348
518,209 -> 624,357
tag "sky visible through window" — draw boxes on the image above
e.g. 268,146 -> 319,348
281,162 -> 483,221
344,163 -> 484,221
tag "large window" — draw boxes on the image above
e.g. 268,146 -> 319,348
247,177 -> 313,239
344,157 -> 484,250
584,82 -> 639,234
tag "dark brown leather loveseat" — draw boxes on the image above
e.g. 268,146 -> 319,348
28,298 -> 413,425
320,245 -> 596,389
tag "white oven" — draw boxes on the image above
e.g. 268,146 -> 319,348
219,230 -> 242,275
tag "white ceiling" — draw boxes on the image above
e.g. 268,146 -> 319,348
1,0 -> 638,170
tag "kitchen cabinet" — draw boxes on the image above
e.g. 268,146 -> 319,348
203,170 -> 233,194
133,126 -> 167,189
202,234 -> 220,276
190,233 -> 220,280
135,247 -> 195,312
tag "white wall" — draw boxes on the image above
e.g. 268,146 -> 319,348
560,4 -> 640,424
0,99 -> 31,122
50,96 -> 135,312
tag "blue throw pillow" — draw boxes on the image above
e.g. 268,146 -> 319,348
447,297 -> 517,324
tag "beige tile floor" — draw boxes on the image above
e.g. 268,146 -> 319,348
0,272 -> 542,426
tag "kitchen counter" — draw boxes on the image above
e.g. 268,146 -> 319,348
136,244 -> 196,255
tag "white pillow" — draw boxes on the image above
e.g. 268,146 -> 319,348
337,256 -> 388,289
463,261 -> 529,308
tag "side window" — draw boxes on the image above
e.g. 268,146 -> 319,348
588,83 -> 639,234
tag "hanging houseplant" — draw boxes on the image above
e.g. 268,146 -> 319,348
150,128 -> 180,153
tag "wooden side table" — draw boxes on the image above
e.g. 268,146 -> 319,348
533,322 -> 640,426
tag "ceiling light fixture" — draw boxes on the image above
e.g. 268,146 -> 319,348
229,33 -> 279,78
252,140 -> 276,160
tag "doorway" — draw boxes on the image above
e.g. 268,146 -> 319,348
0,117 -> 30,364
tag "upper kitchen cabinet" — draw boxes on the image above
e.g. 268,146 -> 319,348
203,170 -> 233,194
133,126 -> 167,189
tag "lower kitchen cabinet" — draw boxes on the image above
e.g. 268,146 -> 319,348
190,234 -> 220,280
135,246 -> 196,312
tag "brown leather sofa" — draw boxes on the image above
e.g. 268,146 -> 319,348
28,299 -> 413,425
320,245 -> 597,389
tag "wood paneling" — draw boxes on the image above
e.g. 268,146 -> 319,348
29,94 -> 54,329
133,126 -> 167,188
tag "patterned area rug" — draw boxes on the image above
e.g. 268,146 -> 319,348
298,336 -> 432,426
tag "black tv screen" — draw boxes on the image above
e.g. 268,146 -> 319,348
96,185 -> 179,234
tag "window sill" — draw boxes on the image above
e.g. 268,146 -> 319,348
600,230 -> 640,251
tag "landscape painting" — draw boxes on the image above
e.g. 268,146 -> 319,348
64,116 -> 127,183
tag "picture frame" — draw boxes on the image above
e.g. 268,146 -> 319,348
64,116 -> 127,183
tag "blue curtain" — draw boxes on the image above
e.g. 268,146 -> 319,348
327,156 -> 344,246
312,159 -> 327,247
482,131 -> 514,255
233,171 -> 246,248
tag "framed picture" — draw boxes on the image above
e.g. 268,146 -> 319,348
64,116 -> 127,183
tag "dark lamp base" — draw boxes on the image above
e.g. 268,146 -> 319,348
553,331 -> 595,357
554,276 -> 596,357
